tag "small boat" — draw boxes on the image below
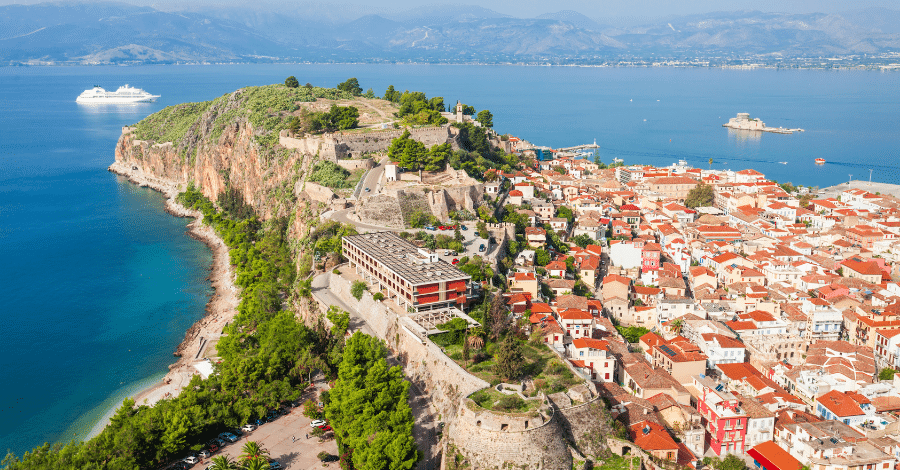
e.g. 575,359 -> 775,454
815,158 -> 825,164
613,158 -> 624,163
779,162 -> 787,164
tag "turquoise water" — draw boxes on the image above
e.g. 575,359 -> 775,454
0,64 -> 897,456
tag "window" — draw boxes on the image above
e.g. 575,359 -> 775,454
580,351 -> 584,357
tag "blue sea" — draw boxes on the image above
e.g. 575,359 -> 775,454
0,64 -> 898,456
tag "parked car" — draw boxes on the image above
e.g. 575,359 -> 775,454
364,187 -> 370,192
269,462 -> 283,469
218,432 -> 238,443
425,226 -> 435,231
451,258 -> 459,265
229,427 -> 243,437
198,450 -> 212,459
207,443 -> 219,453
318,425 -> 332,432
322,455 -> 339,463
241,424 -> 257,433
310,419 -> 327,427
183,455 -> 199,465
479,244 -> 485,252
461,225 -> 468,231
438,226 -> 446,230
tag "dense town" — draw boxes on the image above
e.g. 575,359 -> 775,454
340,126 -> 900,470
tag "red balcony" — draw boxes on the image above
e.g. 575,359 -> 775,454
418,283 -> 440,295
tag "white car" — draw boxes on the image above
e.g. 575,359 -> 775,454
183,455 -> 199,464
241,424 -> 257,433
310,419 -> 327,427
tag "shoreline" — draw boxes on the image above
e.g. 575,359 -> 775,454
98,161 -> 239,431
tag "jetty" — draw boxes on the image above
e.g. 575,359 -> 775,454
723,112 -> 804,134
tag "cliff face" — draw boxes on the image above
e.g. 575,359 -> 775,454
116,120 -> 310,221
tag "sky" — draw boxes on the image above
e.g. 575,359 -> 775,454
1,0 -> 897,20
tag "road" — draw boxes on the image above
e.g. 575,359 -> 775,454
352,157 -> 387,199
311,272 -> 375,337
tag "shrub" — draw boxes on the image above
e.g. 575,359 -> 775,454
332,269 -> 341,275
351,280 -> 367,300
495,395 -> 527,413
317,451 -> 331,461
373,292 -> 385,301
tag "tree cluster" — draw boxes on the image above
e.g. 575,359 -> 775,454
324,333 -> 418,470
685,182 -> 715,208
383,86 -> 448,126
309,161 -> 352,189
387,131 -> 452,172
336,77 -> 362,96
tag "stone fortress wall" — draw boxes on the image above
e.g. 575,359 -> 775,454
279,125 -> 457,161
320,270 -> 596,470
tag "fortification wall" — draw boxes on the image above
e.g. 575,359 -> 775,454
336,158 -> 375,172
449,399 -> 573,470
279,126 -> 456,161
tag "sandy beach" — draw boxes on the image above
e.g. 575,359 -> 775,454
107,161 -> 240,410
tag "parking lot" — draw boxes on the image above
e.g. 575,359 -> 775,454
431,222 -> 493,265
178,381 -> 339,470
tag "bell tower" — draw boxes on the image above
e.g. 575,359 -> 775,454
456,100 -> 463,123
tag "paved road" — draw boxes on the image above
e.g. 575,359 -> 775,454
352,157 -> 387,199
311,272 -> 376,337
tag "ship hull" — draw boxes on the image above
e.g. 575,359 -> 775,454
76,95 -> 159,104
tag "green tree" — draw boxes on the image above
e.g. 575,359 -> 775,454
535,248 -> 551,266
880,368 -> 897,381
284,76 -> 299,88
240,441 -> 269,462
476,109 -> 493,128
243,456 -> 271,470
363,88 -> 376,98
684,182 -> 715,208
493,336 -> 525,381
351,280 -> 367,300
571,234 -> 593,248
209,455 -> 239,469
557,206 -> 574,224
461,104 -> 475,115
337,77 -> 362,95
384,85 -> 400,102
303,399 -> 323,420
327,306 -> 350,337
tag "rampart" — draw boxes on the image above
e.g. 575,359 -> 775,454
279,126 -> 456,161
448,398 -> 572,470
335,158 -> 375,172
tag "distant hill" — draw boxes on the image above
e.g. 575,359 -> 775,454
1,2 -> 898,65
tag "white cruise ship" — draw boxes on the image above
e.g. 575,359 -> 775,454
76,85 -> 160,104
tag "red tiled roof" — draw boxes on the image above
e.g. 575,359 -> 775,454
630,421 -> 679,452
817,390 -> 865,418
747,442 -> 801,470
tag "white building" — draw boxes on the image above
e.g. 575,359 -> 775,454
700,333 -> 747,369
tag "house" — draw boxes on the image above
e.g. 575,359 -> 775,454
630,421 -> 680,461
694,375 -> 750,456
546,260 -> 567,278
623,361 -> 692,405
651,337 -> 708,385
545,278 -> 576,296
814,390 -> 871,426
700,333 -> 748,369
748,441 -> 802,470
509,272 -> 539,298
646,176 -> 700,200
567,337 -> 616,382
580,255 -> 601,288
557,308 -> 594,340
525,227 -> 547,247
841,257 -> 884,284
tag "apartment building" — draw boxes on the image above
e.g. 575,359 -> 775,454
342,232 -> 471,312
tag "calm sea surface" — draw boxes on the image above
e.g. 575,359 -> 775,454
0,64 -> 897,455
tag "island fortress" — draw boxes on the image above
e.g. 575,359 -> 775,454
723,112 -> 804,134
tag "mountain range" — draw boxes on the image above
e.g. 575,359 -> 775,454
1,2 -> 898,65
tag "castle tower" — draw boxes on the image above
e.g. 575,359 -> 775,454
456,100 -> 463,123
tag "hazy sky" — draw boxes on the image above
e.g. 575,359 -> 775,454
3,0 -> 897,19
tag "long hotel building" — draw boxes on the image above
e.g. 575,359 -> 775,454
342,232 -> 471,312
